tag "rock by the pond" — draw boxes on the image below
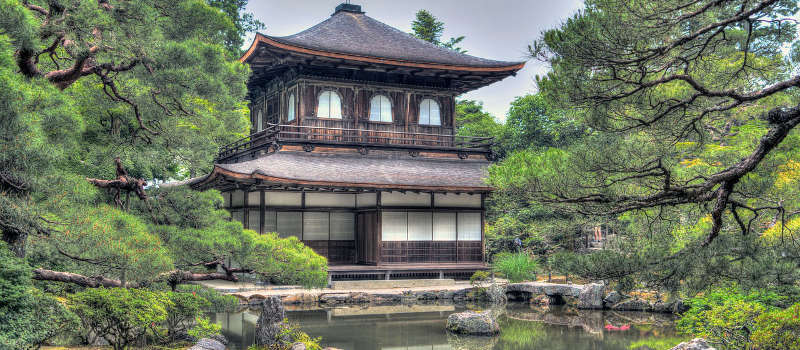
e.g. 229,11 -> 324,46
188,338 -> 226,350
672,299 -> 690,314
670,338 -> 716,350
577,283 -> 605,309
282,293 -> 318,304
290,342 -> 307,350
603,291 -> 624,306
612,298 -> 653,311
530,294 -> 551,305
445,310 -> 500,336
255,296 -> 288,346
319,293 -> 350,304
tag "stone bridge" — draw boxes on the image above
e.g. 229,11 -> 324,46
505,282 -> 605,309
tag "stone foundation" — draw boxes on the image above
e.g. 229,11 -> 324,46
233,282 -> 685,314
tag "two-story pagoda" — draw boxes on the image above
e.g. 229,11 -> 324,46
185,3 -> 524,279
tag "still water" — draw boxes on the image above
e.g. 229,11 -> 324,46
213,303 -> 682,350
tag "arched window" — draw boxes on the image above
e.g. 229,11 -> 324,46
419,99 -> 441,125
255,110 -> 263,132
287,93 -> 296,122
317,90 -> 342,119
369,95 -> 392,122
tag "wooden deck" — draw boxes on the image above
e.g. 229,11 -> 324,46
328,263 -> 488,280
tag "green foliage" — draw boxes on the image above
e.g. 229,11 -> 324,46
627,337 -> 687,350
499,94 -> 585,155
205,0 -> 264,55
241,231 -> 328,288
411,9 -> 466,52
677,288 -> 800,349
751,303 -> 800,350
277,321 -> 323,350
163,291 -> 211,342
176,284 -> 240,312
68,288 -> 170,350
0,244 -> 78,349
147,187 -> 328,288
509,0 -> 800,296
187,317 -> 222,340
411,10 -> 444,44
455,100 -> 503,140
492,252 -> 538,283
247,321 -> 322,350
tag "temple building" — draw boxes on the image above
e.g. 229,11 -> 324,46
185,3 -> 524,279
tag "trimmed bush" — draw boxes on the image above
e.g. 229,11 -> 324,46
68,288 -> 169,350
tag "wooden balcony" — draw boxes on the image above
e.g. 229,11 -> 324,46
217,118 -> 494,163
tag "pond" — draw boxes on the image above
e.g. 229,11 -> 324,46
213,302 -> 683,350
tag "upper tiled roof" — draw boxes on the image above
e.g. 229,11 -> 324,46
247,9 -> 524,70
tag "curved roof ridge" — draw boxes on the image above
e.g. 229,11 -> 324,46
245,11 -> 524,70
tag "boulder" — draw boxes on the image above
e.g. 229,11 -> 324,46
487,283 -> 508,304
577,283 -> 605,309
290,342 -> 307,350
530,294 -> 551,306
254,296 -> 288,347
282,293 -> 317,304
371,293 -> 402,304
349,292 -> 371,303
652,301 -> 674,313
603,291 -> 624,306
673,299 -> 690,314
445,311 -> 500,336
188,338 -> 226,350
452,288 -> 472,302
611,298 -> 653,311
670,338 -> 715,350
319,293 -> 350,304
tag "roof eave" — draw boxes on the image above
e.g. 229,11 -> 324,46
240,33 -> 525,73
191,165 -> 494,193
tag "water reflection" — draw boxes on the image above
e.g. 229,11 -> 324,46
213,303 -> 680,350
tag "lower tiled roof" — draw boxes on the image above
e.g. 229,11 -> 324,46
189,151 -> 492,191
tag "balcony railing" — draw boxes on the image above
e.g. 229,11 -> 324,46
216,118 -> 494,162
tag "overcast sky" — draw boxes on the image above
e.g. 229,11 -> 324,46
244,0 -> 584,121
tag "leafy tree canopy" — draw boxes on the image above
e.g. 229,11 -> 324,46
411,9 -> 467,53
0,0 -> 326,302
488,0 -> 800,293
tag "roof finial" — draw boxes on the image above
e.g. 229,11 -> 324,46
334,2 -> 363,15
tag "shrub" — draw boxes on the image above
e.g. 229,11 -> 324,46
68,288 -> 169,350
0,244 -> 78,350
492,252 -> 538,283
163,291 -> 211,342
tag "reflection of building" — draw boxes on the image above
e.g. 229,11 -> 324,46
184,3 -> 524,278
214,306 -> 457,350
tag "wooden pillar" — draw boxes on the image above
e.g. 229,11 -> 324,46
481,193 -> 486,263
